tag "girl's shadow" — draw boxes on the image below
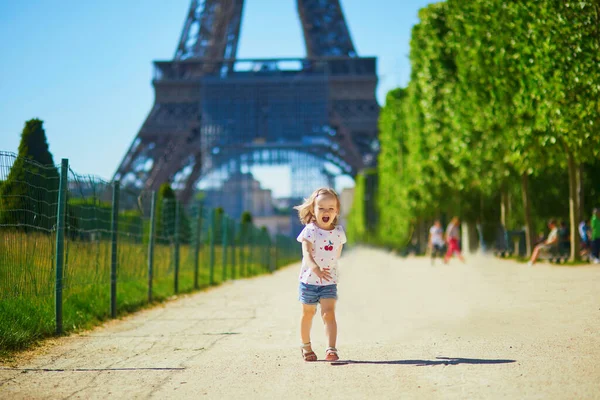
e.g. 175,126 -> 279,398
326,357 -> 516,366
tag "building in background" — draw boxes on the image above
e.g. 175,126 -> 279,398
200,172 -> 274,219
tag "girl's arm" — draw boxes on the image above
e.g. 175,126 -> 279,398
302,239 -> 332,281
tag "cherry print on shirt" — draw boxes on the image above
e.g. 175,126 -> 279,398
324,240 -> 334,251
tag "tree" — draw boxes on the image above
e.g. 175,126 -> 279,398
376,88 -> 412,248
0,119 -> 59,232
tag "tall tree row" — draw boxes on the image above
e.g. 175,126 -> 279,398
354,0 -> 600,259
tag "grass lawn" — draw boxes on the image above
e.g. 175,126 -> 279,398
0,231 -> 297,360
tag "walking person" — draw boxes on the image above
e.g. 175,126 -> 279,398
578,217 -> 591,258
591,208 -> 600,264
293,187 -> 347,362
444,217 -> 465,263
429,220 -> 445,265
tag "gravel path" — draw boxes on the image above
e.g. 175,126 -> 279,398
1,248 -> 599,399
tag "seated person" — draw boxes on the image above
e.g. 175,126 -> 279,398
557,220 -> 570,255
534,231 -> 546,246
528,219 -> 559,266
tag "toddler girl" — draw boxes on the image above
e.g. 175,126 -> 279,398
293,187 -> 346,362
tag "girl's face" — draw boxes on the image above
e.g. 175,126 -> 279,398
313,194 -> 338,230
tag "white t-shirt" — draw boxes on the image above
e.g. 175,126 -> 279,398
546,227 -> 558,244
296,223 -> 347,286
429,226 -> 444,246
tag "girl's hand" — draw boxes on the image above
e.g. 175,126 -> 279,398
311,265 -> 332,282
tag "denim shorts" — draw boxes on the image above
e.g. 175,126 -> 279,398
298,282 -> 338,305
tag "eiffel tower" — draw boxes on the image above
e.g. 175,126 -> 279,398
114,0 -> 379,219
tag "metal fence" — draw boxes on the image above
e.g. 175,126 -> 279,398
0,152 -> 297,349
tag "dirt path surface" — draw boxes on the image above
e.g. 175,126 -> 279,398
1,248 -> 599,399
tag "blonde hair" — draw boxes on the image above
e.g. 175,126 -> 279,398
293,187 -> 341,226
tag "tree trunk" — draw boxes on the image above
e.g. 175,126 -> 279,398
461,221 -> 479,254
501,184 -> 509,229
419,219 -> 427,254
567,151 -> 581,261
579,164 -> 585,219
521,173 -> 534,257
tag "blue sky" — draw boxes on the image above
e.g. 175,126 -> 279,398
0,0 -> 437,196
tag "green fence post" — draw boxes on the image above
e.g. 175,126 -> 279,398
262,230 -> 268,271
240,222 -> 246,277
244,223 -> 249,277
54,158 -> 68,335
110,180 -> 120,318
265,232 -> 270,272
273,235 -> 278,270
249,227 -> 255,276
174,199 -> 180,294
222,215 -> 228,282
267,233 -> 273,272
148,191 -> 156,303
193,202 -> 203,290
259,230 -> 265,271
209,209 -> 216,285
230,219 -> 236,280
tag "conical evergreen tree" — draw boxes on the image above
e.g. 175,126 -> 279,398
0,119 -> 59,231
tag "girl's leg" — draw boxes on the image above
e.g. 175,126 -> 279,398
320,299 -> 337,348
301,304 -> 317,349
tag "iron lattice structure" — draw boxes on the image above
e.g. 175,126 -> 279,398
114,0 -> 379,229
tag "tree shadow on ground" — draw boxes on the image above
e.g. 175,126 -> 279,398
327,357 -> 516,366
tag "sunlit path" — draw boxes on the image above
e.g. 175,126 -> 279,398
1,248 -> 599,399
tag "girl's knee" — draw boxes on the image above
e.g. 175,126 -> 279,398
302,305 -> 317,317
321,309 -> 336,322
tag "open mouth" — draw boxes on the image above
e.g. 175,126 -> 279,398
322,216 -> 330,223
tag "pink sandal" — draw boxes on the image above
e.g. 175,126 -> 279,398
301,342 -> 317,362
325,347 -> 339,361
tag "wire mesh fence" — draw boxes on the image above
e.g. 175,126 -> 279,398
0,152 -> 298,352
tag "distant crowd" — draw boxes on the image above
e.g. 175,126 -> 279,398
529,208 -> 600,265
425,209 -> 600,266
428,217 -> 464,265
